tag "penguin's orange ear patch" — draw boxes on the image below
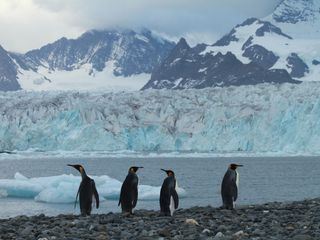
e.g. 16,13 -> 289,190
79,166 -> 83,172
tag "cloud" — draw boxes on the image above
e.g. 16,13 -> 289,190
0,0 -> 82,52
0,0 -> 282,52
33,0 -> 282,34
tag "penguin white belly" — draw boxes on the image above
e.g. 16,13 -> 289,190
170,180 -> 178,216
169,196 -> 175,216
236,171 -> 239,188
234,171 -> 239,208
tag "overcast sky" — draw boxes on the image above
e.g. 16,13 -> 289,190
0,0 -> 282,53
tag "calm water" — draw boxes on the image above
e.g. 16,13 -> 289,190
0,156 -> 319,218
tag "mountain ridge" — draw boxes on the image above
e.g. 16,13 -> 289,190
142,0 -> 320,90
0,1 -> 319,91
0,28 -> 175,91
142,36 -> 299,90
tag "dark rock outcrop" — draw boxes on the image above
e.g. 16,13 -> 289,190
243,45 -> 279,69
0,45 -> 21,91
286,53 -> 309,78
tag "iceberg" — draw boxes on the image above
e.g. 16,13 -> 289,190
1,82 -> 320,155
0,172 -> 186,203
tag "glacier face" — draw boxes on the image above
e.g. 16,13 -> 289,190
1,83 -> 320,155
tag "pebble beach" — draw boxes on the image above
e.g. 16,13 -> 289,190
0,198 -> 319,240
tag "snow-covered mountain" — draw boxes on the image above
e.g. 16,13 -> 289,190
143,0 -> 320,90
25,29 -> 174,76
1,0 -> 319,92
0,29 -> 175,91
268,0 -> 320,38
200,17 -> 319,80
1,83 -> 320,155
205,0 -> 320,81
0,45 -> 22,91
142,33 -> 299,90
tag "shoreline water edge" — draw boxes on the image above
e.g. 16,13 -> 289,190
0,198 -> 319,239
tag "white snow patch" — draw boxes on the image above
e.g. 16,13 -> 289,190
135,34 -> 149,43
173,78 -> 183,88
201,20 -> 263,63
199,68 -> 207,73
17,61 -> 150,91
171,58 -> 181,65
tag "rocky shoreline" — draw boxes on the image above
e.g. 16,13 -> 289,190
1,198 -> 319,240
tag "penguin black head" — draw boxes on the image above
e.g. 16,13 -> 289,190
229,164 -> 243,170
68,164 -> 85,173
129,166 -> 143,173
161,169 -> 175,177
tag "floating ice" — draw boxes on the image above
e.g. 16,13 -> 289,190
0,173 -> 186,203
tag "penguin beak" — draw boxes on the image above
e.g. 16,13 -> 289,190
67,164 -> 81,172
130,166 -> 144,173
161,169 -> 173,176
237,164 -> 243,167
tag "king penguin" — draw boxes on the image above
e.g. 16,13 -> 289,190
118,166 -> 143,214
68,164 -> 99,216
160,169 -> 179,216
221,163 -> 243,210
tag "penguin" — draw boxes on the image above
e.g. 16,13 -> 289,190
160,169 -> 179,216
221,163 -> 243,210
68,164 -> 99,216
118,166 -> 143,214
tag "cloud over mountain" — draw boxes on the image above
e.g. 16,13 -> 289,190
0,0 -> 281,52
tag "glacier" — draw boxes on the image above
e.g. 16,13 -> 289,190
1,82 -> 320,155
0,172 -> 186,203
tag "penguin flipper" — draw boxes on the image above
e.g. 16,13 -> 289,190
118,183 -> 124,206
232,180 -> 238,202
132,185 -> 138,208
92,180 -> 99,209
74,185 -> 81,209
171,189 -> 179,209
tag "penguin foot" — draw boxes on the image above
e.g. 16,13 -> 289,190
80,212 -> 88,217
159,212 -> 171,217
121,212 -> 132,217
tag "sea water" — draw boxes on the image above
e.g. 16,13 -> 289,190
0,156 -> 319,218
